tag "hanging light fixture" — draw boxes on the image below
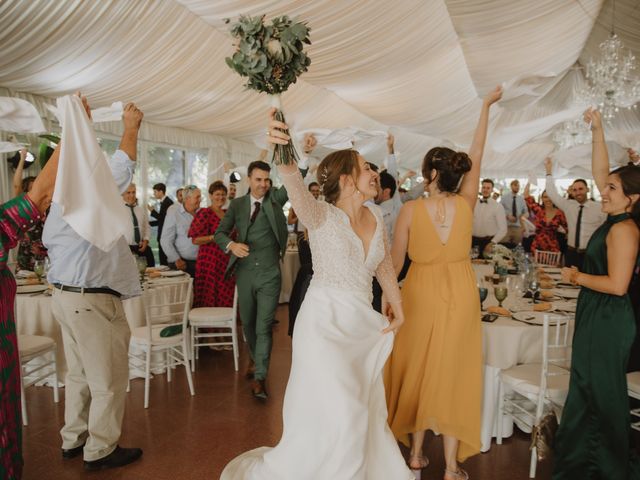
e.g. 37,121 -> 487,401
579,0 -> 640,122
552,118 -> 592,150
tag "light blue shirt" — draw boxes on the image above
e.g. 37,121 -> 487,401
500,192 -> 528,227
43,150 -> 141,298
160,204 -> 199,263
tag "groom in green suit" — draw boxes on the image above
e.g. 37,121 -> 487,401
215,160 -> 300,399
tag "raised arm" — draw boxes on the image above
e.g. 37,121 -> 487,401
584,108 -> 608,194
459,86 -> 503,209
266,109 -> 327,230
544,157 -> 572,212
12,148 -> 28,197
118,103 -> 143,162
27,144 -> 61,215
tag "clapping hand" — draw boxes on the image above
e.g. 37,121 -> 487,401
381,301 -> 405,335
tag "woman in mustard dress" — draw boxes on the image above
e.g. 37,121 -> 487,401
385,86 -> 502,480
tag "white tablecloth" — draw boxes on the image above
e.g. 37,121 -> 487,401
279,249 -> 301,303
472,263 -> 576,451
15,281 -> 182,379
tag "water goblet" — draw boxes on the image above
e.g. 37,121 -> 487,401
494,286 -> 508,308
136,257 -> 147,283
478,286 -> 488,311
528,279 -> 540,304
33,259 -> 45,282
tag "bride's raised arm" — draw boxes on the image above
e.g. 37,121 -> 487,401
267,109 -> 327,231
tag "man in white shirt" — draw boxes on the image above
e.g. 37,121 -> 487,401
544,157 -> 606,269
123,183 -> 154,267
377,170 -> 398,241
472,179 -> 508,255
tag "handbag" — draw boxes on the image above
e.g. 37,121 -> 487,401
530,411 -> 558,461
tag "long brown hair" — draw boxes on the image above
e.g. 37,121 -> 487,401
317,149 -> 361,204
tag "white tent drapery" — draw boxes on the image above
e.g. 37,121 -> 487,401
0,0 -> 638,184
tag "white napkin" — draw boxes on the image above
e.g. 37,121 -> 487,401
52,95 -> 130,252
15,270 -> 37,278
0,141 -> 27,154
0,97 -> 45,133
46,101 -> 124,124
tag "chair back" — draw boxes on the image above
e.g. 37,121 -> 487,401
534,250 -> 562,267
537,313 -> 572,411
142,276 -> 192,332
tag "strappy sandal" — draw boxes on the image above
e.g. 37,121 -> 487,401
444,467 -> 469,480
407,454 -> 429,470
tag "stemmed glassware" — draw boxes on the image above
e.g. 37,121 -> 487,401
494,285 -> 508,308
33,259 -> 45,282
136,257 -> 147,284
527,278 -> 540,304
478,284 -> 488,311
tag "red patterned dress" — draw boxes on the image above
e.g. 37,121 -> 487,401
525,196 -> 568,252
1,195 -> 41,480
188,208 -> 235,308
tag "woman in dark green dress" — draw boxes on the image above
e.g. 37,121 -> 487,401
553,108 -> 640,479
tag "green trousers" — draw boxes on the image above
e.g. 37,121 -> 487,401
235,265 -> 281,381
553,293 -> 640,479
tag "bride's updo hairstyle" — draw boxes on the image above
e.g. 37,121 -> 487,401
422,147 -> 472,193
317,149 -> 361,204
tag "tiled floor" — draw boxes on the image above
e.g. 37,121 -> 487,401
22,305 -> 553,479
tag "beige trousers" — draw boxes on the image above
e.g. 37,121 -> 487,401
501,225 -> 524,245
51,289 -> 130,461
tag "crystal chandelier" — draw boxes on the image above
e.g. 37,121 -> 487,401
579,2 -> 640,122
552,118 -> 592,150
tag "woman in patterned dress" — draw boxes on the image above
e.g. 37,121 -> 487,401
12,149 -> 47,272
188,181 -> 235,308
1,145 -> 60,479
524,183 -> 568,253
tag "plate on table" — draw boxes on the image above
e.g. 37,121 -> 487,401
160,270 -> 186,277
16,284 -> 48,294
512,311 -> 566,325
554,300 -> 577,313
543,267 -> 562,274
554,288 -> 580,299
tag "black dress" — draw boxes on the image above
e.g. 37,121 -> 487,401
288,232 -> 313,336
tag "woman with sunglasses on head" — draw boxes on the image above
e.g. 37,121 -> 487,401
553,109 -> 640,480
384,86 -> 503,480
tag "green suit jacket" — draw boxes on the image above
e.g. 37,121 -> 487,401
214,186 -> 290,277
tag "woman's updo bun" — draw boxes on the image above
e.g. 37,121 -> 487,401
317,149 -> 361,204
422,147 -> 472,193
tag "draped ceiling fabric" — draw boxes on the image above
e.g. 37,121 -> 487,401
0,0 -> 638,180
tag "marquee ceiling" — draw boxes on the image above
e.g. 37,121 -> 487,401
0,0 -> 638,178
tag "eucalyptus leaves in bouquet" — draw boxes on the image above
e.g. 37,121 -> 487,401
225,14 -> 311,165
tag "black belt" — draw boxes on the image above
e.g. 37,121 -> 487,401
52,283 -> 121,298
567,246 -> 586,254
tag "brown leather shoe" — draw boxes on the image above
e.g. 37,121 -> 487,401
245,360 -> 256,380
251,379 -> 268,399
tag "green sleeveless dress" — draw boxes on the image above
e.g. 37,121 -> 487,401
553,212 -> 640,479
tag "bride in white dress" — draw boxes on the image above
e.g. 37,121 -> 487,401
220,111 -> 413,480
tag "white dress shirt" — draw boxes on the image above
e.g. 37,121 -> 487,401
249,194 -> 265,220
123,203 -> 150,245
473,197 -> 508,243
43,150 -> 141,298
545,176 -> 606,249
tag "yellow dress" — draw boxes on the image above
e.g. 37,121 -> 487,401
384,195 -> 482,462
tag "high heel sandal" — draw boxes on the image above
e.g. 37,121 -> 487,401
407,454 -> 429,470
444,467 -> 469,480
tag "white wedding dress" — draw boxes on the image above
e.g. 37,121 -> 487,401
220,168 -> 413,480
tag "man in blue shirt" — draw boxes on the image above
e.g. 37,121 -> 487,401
500,179 -> 528,247
160,185 -> 200,277
44,98 -> 144,471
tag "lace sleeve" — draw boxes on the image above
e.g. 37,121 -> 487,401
375,213 -> 402,304
278,167 -> 327,230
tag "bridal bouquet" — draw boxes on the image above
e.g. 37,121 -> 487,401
226,14 -> 311,165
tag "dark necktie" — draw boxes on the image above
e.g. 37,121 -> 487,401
512,195 -> 517,217
250,201 -> 261,223
574,205 -> 584,249
128,204 -> 141,243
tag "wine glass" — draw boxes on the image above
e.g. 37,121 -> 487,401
33,259 -> 44,282
494,286 -> 508,308
136,257 -> 147,283
527,278 -> 540,304
478,286 -> 488,311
